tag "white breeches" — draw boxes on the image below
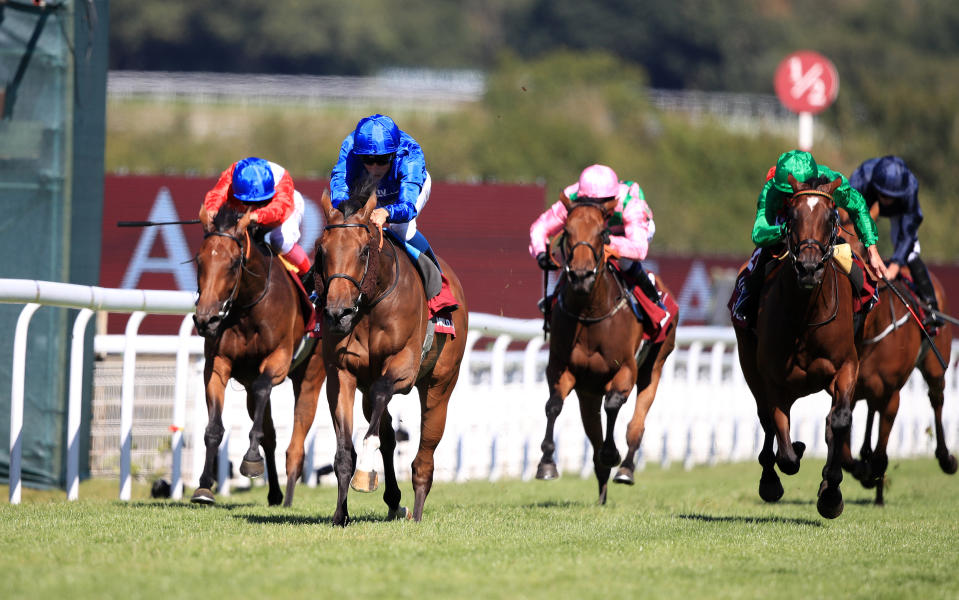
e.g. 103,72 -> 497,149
264,190 -> 305,254
385,173 -> 431,242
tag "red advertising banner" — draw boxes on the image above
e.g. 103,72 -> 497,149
101,176 -> 959,333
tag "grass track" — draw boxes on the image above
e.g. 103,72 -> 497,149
3,459 -> 959,599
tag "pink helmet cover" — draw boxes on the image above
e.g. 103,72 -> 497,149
576,164 -> 619,199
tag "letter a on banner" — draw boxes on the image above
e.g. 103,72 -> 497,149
121,187 -> 196,290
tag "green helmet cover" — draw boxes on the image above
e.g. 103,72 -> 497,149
773,150 -> 818,193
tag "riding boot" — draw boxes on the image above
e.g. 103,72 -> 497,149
407,231 -> 441,272
732,247 -> 774,328
624,261 -> 662,305
281,244 -> 312,279
907,256 -> 943,329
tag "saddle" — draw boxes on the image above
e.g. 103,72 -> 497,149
610,261 -> 678,344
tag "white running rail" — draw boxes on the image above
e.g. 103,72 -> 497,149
4,278 -> 958,504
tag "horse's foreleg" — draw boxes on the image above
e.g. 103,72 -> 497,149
867,391 -> 899,505
192,356 -> 229,505
756,404 -> 784,503
328,371 -> 357,527
849,407 -> 877,484
599,369 -> 635,469
239,373 -> 274,479
576,391 -> 609,504
353,361 -> 415,494
536,370 -> 576,480
284,353 -> 325,507
924,369 -> 958,474
772,403 -> 803,475
818,363 -> 857,519
260,402 -> 283,506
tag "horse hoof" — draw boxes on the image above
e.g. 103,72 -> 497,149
350,469 -> 379,493
758,475 -> 784,503
817,487 -> 844,519
535,462 -> 559,480
937,451 -> 958,475
792,441 -> 806,460
388,506 -> 412,521
240,458 -> 265,478
190,488 -> 215,505
268,491 -> 283,507
613,467 -> 635,485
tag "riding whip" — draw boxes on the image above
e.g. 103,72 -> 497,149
881,274 -> 948,371
117,219 -> 201,227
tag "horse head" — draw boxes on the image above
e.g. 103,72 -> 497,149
558,194 -> 616,295
193,208 -> 254,338
317,188 -> 382,334
783,173 -> 842,289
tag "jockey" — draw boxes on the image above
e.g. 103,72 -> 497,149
850,155 -> 941,329
329,114 -> 438,268
730,149 -> 888,328
202,156 -> 312,279
530,164 -> 658,310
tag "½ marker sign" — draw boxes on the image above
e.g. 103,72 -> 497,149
774,50 -> 839,115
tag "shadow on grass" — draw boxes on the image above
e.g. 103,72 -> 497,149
124,500 -> 260,510
677,513 -> 823,527
234,513 -> 391,526
521,500 -> 592,510
771,497 -> 876,507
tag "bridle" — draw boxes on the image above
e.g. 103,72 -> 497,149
559,201 -> 611,284
320,222 -> 399,316
783,189 -> 840,277
199,230 -> 272,320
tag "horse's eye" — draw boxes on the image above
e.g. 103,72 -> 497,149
231,258 -> 241,270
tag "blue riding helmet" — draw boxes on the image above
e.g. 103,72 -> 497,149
353,114 -> 400,155
872,155 -> 917,199
232,157 -> 276,203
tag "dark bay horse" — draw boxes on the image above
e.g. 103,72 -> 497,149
837,212 -> 956,504
535,194 -> 677,504
733,175 -> 857,519
315,190 -> 468,525
192,207 -> 326,506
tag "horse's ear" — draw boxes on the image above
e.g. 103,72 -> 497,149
787,173 -> 801,192
320,188 -> 339,222
825,177 -> 842,195
358,192 -> 378,222
199,205 -> 214,233
559,191 -> 572,211
601,197 -> 618,217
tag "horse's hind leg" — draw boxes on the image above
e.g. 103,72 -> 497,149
817,366 -> 856,520
536,370 -> 576,480
868,391 -> 900,505
616,342 -> 669,485
411,379 -> 454,522
260,401 -> 283,506
576,391 -> 610,504
923,368 -> 958,474
284,354 -> 325,508
377,406 -> 409,520
192,356 -> 228,505
352,368 -> 412,494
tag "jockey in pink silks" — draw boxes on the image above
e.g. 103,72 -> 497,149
529,164 -> 659,310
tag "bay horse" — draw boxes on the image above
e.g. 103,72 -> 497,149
836,211 -> 956,504
535,194 -> 677,504
192,207 -> 326,506
733,174 -> 857,519
315,189 -> 468,525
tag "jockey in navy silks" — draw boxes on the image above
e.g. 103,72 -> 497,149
329,114 -> 439,271
850,155 -> 942,330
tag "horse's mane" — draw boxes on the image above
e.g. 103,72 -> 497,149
212,206 -> 242,231
804,175 -> 833,189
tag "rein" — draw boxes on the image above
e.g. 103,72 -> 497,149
202,230 -> 273,320
322,222 -> 400,313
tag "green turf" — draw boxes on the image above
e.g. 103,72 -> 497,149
2,459 -> 958,599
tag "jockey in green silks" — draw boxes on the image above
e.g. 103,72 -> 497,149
730,149 -> 889,328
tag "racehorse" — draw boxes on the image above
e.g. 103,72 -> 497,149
315,189 -> 468,525
535,194 -> 677,504
733,174 -> 858,519
836,211 -> 956,504
192,207 -> 326,506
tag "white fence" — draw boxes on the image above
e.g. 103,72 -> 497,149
4,278 -> 959,505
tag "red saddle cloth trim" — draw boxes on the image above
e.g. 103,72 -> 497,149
284,267 -> 317,337
632,283 -> 678,344
428,274 -> 458,337
849,253 -> 880,314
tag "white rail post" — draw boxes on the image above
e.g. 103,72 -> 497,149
490,334 -> 512,388
67,308 -> 95,501
119,311 -> 147,501
171,315 -> 194,500
9,302 -> 41,505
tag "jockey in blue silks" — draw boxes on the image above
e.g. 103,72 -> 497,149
329,114 -> 438,268
850,154 -> 942,329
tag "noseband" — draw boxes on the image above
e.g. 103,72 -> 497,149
321,222 -> 398,314
784,190 -> 839,275
200,230 -> 272,320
